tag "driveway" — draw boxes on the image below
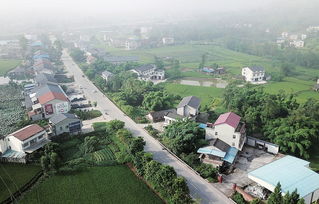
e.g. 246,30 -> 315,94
61,49 -> 233,204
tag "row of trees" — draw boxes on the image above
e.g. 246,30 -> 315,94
223,83 -> 319,159
157,119 -> 218,181
103,120 -> 193,204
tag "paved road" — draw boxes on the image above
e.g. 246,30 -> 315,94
62,50 -> 233,204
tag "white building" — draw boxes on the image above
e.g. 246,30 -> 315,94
0,124 -> 50,159
281,32 -> 289,38
242,66 -> 265,82
101,70 -> 114,81
205,112 -> 246,150
28,83 -> 70,121
131,64 -> 165,81
289,34 -> 298,40
162,37 -> 175,45
301,34 -> 307,40
290,40 -> 304,48
248,155 -> 319,204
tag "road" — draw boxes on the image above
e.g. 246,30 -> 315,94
62,50 -> 233,204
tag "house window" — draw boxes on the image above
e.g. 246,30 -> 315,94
215,132 -> 218,135
233,135 -> 236,139
7,138 -> 9,141
66,125 -> 69,129
22,142 -> 29,147
60,126 -> 63,131
38,134 -> 43,140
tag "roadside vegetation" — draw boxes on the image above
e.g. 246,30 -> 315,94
19,120 -> 191,204
70,109 -> 102,120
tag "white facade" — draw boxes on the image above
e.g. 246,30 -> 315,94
281,32 -> 288,38
242,67 -> 265,82
207,124 -> 246,150
4,130 -> 48,153
290,40 -> 304,48
177,105 -> 198,117
162,37 -> 175,45
131,66 -> 165,81
301,34 -> 307,40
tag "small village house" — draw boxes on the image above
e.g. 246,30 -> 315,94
0,124 -> 50,163
28,83 -> 70,121
101,70 -> 114,81
162,37 -> 175,45
164,96 -> 200,125
197,112 -> 246,167
314,79 -> 319,91
49,113 -> 82,136
290,40 -> 304,48
242,66 -> 265,82
131,64 -> 165,81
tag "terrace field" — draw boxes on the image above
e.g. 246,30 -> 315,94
0,59 -> 21,76
0,164 -> 41,202
20,166 -> 163,204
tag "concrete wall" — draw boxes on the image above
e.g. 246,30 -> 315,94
214,124 -> 241,149
7,136 -> 23,152
43,99 -> 71,119
53,118 -> 81,136
0,138 -> 8,154
177,106 -> 197,117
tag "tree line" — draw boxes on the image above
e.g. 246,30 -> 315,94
224,83 -> 319,159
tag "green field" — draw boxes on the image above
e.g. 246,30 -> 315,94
20,166 -> 163,204
0,164 -> 41,202
164,83 -> 224,108
0,59 -> 21,76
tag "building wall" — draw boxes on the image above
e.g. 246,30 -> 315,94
6,136 -> 23,152
0,138 -> 8,154
242,67 -> 265,82
43,99 -> 71,119
214,124 -> 242,149
53,118 -> 82,136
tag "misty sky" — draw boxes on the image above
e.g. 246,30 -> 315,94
1,0 -> 274,18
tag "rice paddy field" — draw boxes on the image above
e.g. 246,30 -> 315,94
0,59 -> 21,76
19,166 -> 163,204
0,164 -> 41,203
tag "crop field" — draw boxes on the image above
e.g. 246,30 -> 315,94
0,164 -> 41,202
89,148 -> 116,163
263,77 -> 319,102
0,85 -> 25,135
20,166 -> 163,204
0,59 -> 21,76
164,82 -> 225,108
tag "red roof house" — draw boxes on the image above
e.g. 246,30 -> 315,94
214,112 -> 241,129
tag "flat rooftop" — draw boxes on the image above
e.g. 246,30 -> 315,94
248,155 -> 319,197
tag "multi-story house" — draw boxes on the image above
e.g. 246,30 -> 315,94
242,66 -> 265,82
131,64 -> 165,81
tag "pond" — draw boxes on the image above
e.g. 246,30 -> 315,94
178,77 -> 228,88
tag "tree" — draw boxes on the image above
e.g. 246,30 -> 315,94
232,192 -> 247,204
198,53 -> 207,70
267,183 -> 283,204
41,143 -> 61,173
70,48 -> 86,63
161,119 -> 206,155
107,120 -> 125,132
129,137 -> 145,155
142,91 -> 176,111
81,136 -> 99,155
154,56 -> 164,69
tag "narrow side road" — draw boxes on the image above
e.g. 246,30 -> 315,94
62,50 -> 233,204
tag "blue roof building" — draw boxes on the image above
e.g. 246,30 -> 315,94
248,155 -> 319,204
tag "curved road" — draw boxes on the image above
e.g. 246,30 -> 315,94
62,50 -> 233,204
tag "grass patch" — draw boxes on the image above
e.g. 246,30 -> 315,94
72,109 -> 102,120
164,82 -> 224,108
0,59 -> 21,76
0,164 -> 41,202
19,166 -> 163,204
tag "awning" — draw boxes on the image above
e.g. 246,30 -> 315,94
197,147 -> 226,158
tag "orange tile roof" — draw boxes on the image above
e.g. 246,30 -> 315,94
38,92 -> 68,104
11,124 -> 44,141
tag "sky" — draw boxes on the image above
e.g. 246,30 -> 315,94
0,0 -> 300,34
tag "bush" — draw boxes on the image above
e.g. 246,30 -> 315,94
145,125 -> 160,138
72,109 -> 102,120
232,192 -> 247,204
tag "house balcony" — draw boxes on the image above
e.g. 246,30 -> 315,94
23,139 -> 50,153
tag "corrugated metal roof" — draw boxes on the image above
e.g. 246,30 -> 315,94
248,155 -> 319,197
223,147 -> 238,164
197,147 -> 226,158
